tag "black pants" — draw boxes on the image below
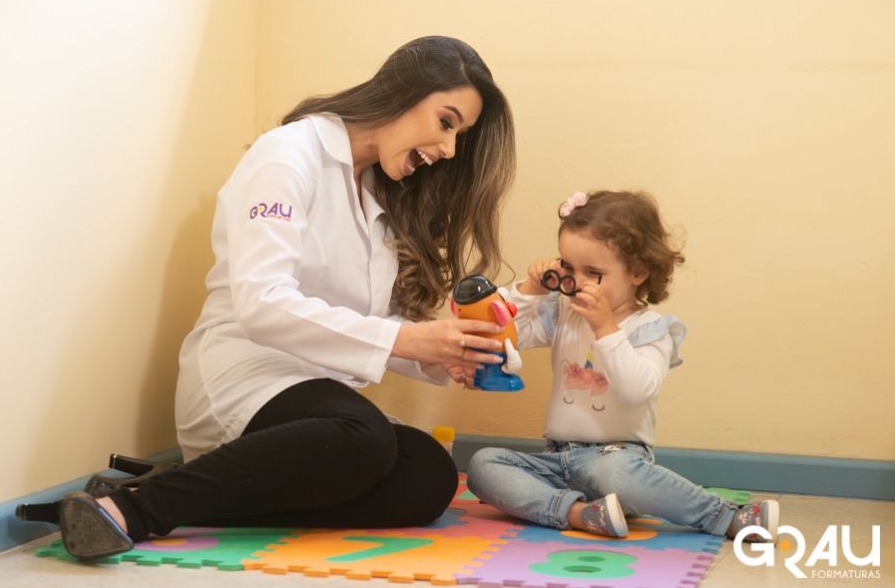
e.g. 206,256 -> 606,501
126,379 -> 458,538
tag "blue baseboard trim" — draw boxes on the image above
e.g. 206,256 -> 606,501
0,448 -> 182,553
452,434 -> 895,501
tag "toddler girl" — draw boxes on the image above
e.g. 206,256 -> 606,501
466,190 -> 778,542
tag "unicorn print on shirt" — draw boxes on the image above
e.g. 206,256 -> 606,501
560,350 -> 608,411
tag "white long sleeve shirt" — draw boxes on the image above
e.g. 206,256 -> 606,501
175,114 -> 443,461
506,285 -> 686,446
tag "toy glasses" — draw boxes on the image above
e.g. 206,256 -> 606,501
540,269 -> 601,296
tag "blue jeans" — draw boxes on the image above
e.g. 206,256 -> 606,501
466,441 -> 736,536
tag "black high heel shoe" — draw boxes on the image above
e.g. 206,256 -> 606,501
15,502 -> 59,524
84,454 -> 178,495
15,454 -> 177,522
16,491 -> 133,560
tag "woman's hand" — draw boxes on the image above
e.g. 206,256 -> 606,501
392,319 -> 504,369
518,257 -> 561,295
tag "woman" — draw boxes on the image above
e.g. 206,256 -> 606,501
17,36 -> 516,560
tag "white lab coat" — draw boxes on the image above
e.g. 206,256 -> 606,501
175,114 -> 445,462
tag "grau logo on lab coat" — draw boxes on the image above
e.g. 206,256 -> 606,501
249,202 -> 293,221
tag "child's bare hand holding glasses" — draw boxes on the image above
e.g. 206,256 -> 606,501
519,258 -> 562,295
570,281 -> 620,340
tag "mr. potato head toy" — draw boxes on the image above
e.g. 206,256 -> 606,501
450,274 -> 524,391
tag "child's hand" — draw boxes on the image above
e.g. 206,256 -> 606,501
444,364 -> 477,388
518,258 -> 561,295
570,281 -> 620,340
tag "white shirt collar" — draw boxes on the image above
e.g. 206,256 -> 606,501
309,113 -> 354,166
309,114 -> 388,224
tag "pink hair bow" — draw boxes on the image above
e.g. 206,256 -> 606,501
559,191 -> 588,217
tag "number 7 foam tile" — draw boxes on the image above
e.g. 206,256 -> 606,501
246,529 -> 509,583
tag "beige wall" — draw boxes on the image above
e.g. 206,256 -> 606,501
3,0 -> 893,502
0,0 -> 256,500
257,1 -> 895,461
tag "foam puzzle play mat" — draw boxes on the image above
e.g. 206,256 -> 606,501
37,476 -> 751,588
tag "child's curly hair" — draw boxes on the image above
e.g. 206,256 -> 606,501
558,190 -> 685,305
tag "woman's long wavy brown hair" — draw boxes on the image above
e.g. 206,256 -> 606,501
282,36 -> 516,320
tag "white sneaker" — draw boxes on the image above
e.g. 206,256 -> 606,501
730,500 -> 780,542
580,493 -> 629,537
